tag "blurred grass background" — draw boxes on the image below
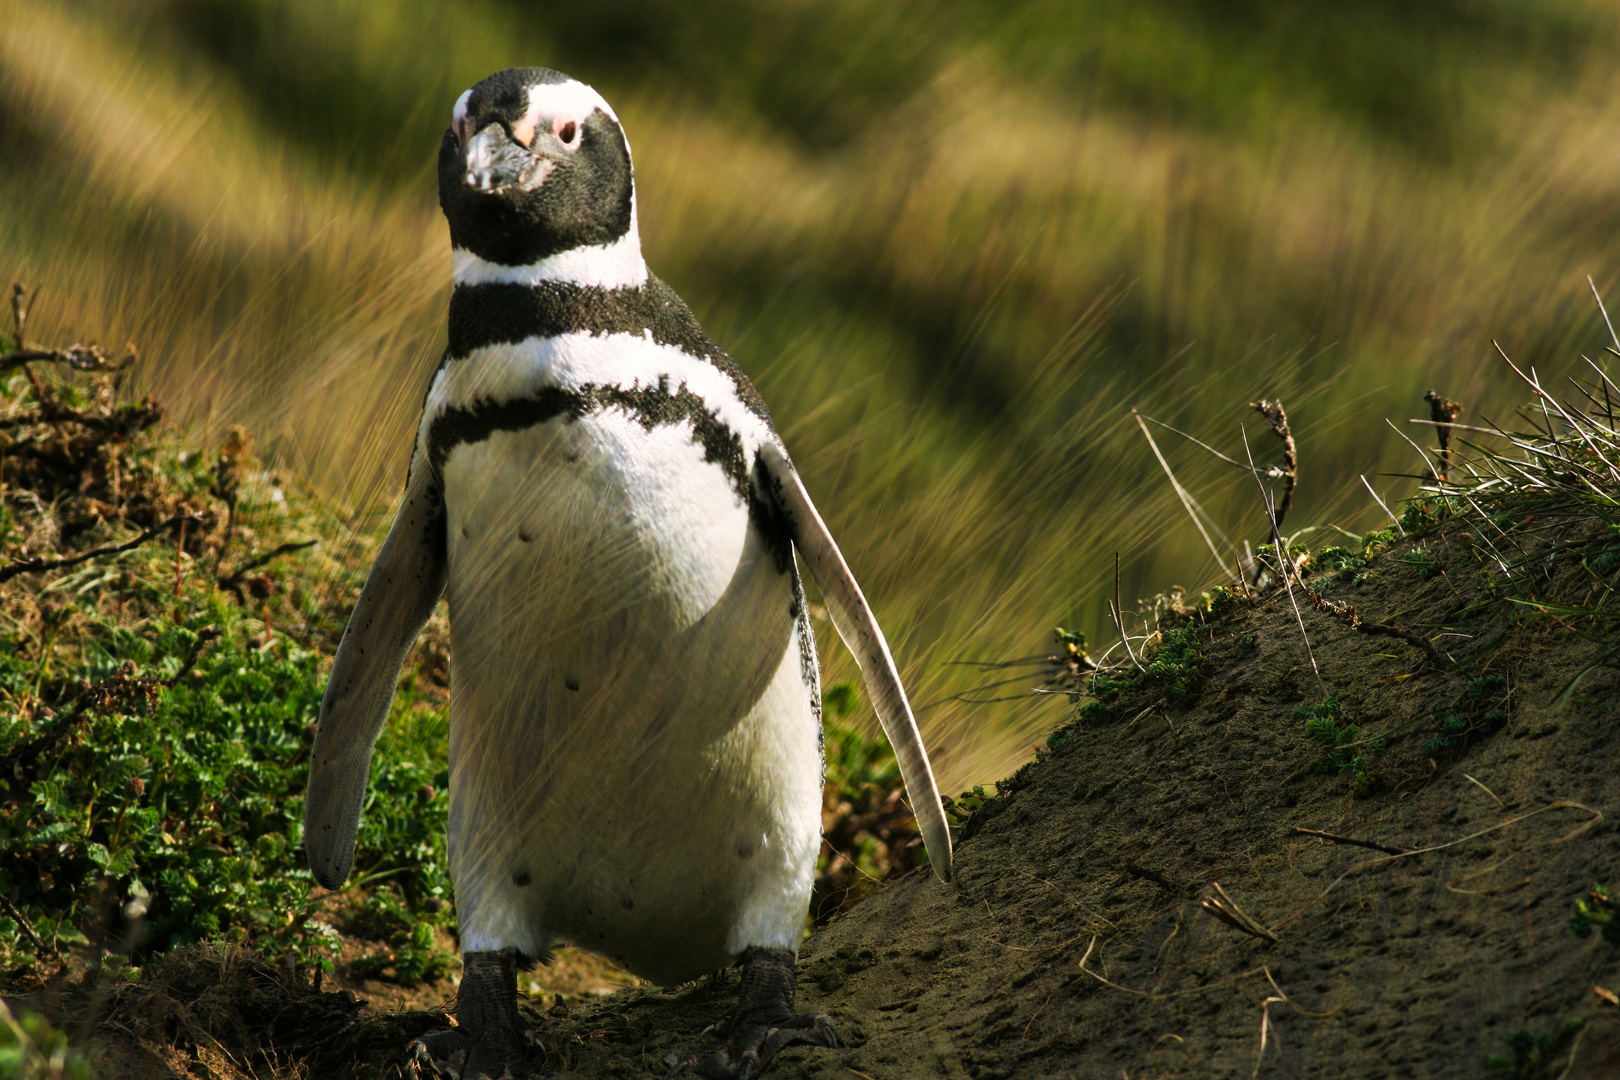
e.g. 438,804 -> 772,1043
4,0 -> 1620,787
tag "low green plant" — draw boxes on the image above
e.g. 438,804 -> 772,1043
1296,698 -> 1382,795
1360,526 -> 1398,559
1569,883 -> 1620,945
0,1000 -> 94,1079
1485,1018 -> 1584,1076
1306,546 -> 1366,581
0,354 -> 450,979
346,885 -> 454,985
1403,546 -> 1440,579
1088,672 -> 1141,703
1421,675 -> 1507,756
1142,625 -> 1205,699
1199,586 -> 1243,618
1077,699 -> 1110,724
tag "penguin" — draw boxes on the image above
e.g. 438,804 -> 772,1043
303,67 -> 953,1080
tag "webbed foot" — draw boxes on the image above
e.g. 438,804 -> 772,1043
412,948 -> 540,1080
671,947 -> 839,1080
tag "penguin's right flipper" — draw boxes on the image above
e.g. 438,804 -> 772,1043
757,442 -> 954,883
304,456 -> 448,889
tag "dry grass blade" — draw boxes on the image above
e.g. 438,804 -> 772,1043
1200,882 -> 1279,943
1293,827 -> 1410,856
1112,552 -> 1144,673
1131,408 -> 1239,580
1360,474 -> 1406,537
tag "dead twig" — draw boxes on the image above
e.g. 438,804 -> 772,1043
217,539 -> 318,601
1200,882 -> 1279,943
1292,826 -> 1410,857
9,282 -> 25,343
0,514 -> 199,584
0,342 -> 136,376
0,892 -> 63,968
1424,390 -> 1463,483
1275,800 -> 1602,933
1124,861 -> 1183,892
1249,399 -> 1297,533
1244,428 -> 1326,694
1309,590 -> 1442,665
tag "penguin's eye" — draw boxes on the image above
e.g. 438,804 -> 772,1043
557,120 -> 579,147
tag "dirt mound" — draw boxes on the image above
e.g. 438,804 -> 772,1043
536,512 -> 1620,1079
14,497 -> 1620,1080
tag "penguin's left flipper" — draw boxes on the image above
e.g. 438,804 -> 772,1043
758,442 -> 954,883
676,948 -> 838,1080
305,458 -> 448,889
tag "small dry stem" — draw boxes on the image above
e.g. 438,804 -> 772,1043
1249,399 -> 1297,533
1424,389 -> 1463,483
1200,882 -> 1279,943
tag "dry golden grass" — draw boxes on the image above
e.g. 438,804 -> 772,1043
7,1 -> 1620,785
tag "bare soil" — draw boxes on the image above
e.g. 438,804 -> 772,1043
11,514 -> 1620,1079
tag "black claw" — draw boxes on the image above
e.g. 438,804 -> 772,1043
685,947 -> 840,1079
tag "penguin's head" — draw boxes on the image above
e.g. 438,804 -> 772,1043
439,68 -> 634,267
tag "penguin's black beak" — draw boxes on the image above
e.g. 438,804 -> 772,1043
462,123 -> 552,193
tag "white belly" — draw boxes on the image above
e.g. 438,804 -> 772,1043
440,408 -> 822,984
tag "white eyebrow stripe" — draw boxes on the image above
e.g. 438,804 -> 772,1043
451,89 -> 472,128
523,79 -> 620,129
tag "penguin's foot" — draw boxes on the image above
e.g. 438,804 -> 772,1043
412,948 -> 540,1080
671,947 -> 839,1080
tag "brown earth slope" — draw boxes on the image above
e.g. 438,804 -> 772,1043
10,509 -> 1620,1080
529,515 -> 1620,1080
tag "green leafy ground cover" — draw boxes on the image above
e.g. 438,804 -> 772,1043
0,325 -> 929,1077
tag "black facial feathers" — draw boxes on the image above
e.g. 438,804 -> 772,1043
439,68 -> 634,266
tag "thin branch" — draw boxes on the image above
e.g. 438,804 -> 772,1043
0,342 -> 136,375
0,893 -> 63,968
1423,390 -> 1463,483
1249,400 -> 1297,532
1245,428 -> 1326,695
1275,800 -> 1602,933
1309,591 -> 1442,665
217,539 -> 319,599
1293,826 -> 1409,856
0,514 -> 199,584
